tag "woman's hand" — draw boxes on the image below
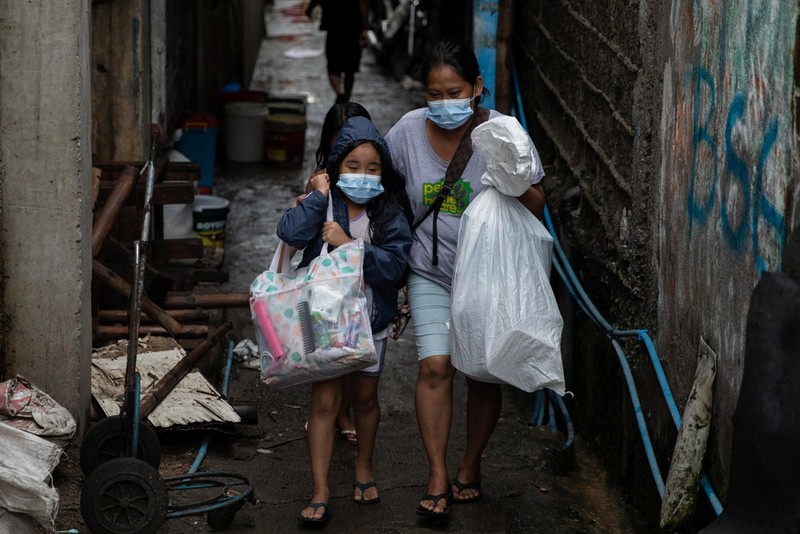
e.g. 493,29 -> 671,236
309,172 -> 330,197
321,221 -> 351,247
517,183 -> 546,220
290,193 -> 307,208
306,168 -> 326,193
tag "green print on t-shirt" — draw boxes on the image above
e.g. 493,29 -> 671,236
421,178 -> 474,215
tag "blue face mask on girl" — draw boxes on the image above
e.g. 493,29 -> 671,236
337,173 -> 384,203
425,96 -> 476,130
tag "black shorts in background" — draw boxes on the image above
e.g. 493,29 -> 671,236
326,32 -> 363,75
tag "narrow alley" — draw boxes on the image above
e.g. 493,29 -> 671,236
51,1 -> 643,533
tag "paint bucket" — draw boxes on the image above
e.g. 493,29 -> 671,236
224,102 -> 270,162
192,195 -> 230,248
267,94 -> 307,116
264,114 -> 307,168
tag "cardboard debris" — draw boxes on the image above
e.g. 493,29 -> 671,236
91,348 -> 240,428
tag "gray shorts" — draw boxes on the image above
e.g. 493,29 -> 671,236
407,272 -> 452,360
358,337 -> 386,377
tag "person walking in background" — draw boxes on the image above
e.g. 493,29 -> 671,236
305,0 -> 370,104
385,39 -> 547,518
278,116 -> 413,523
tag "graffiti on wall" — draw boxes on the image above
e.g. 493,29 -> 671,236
660,0 -> 798,475
666,0 -> 795,274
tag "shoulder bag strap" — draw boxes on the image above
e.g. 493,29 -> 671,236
411,107 -> 490,265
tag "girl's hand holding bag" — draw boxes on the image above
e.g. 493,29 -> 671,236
250,196 -> 376,388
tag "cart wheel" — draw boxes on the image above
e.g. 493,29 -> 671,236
80,415 -> 161,476
207,500 -> 244,531
81,457 -> 168,534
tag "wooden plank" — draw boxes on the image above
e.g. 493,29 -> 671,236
151,238 -> 204,261
92,165 -> 139,258
91,0 -> 151,161
96,180 -> 196,205
94,324 -> 209,339
98,309 -> 211,324
161,292 -> 249,309
94,161 -> 201,182
92,259 -> 183,335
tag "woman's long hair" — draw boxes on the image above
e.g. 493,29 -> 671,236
315,102 -> 371,169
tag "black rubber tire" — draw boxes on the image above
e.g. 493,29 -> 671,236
80,457 -> 168,534
80,415 -> 161,477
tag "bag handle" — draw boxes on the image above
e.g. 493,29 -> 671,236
271,191 -> 336,272
411,107 -> 490,265
324,191 -> 334,254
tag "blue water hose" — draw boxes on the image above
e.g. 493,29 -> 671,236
552,391 -> 575,449
187,339 -> 236,475
512,60 -> 723,516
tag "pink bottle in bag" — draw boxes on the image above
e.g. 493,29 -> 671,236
253,299 -> 285,361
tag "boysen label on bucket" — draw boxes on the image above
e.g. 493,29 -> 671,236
193,195 -> 230,248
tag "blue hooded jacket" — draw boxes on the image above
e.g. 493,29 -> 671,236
277,117 -> 412,333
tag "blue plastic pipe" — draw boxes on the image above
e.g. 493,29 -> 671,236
187,340 -> 236,475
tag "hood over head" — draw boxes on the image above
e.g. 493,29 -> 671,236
326,116 -> 392,174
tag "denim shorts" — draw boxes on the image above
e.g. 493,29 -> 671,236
407,272 -> 451,360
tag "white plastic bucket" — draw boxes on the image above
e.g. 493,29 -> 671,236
193,195 -> 231,248
224,102 -> 270,162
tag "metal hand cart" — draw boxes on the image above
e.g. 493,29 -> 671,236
79,131 -> 254,533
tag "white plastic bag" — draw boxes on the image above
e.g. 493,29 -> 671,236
470,115 -> 539,196
450,116 -> 564,393
268,240 -> 294,273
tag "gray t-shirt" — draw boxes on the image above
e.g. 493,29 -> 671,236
385,107 -> 545,291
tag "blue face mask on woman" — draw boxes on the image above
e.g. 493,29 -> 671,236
425,96 -> 476,130
337,173 -> 384,204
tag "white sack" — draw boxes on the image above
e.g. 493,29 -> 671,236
471,115 -> 537,196
0,422 -> 60,521
450,116 -> 564,393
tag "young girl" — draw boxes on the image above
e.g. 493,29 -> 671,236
306,101 -> 372,447
277,116 -> 413,523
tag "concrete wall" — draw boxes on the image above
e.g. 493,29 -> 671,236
0,1 -> 93,431
514,0 -> 799,519
660,0 -> 799,482
514,1 -> 666,512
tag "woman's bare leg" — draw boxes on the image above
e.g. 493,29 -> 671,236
415,354 -> 456,513
452,377 -> 501,502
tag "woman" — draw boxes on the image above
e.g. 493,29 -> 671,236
279,116 -> 413,523
385,39 -> 546,517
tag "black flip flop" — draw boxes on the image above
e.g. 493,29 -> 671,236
353,480 -> 381,504
416,491 -> 451,517
451,478 -> 482,504
298,502 -> 330,524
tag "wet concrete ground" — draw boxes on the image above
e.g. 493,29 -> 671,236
52,1 -> 646,532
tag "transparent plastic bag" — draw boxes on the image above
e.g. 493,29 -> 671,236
250,238 -> 376,388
